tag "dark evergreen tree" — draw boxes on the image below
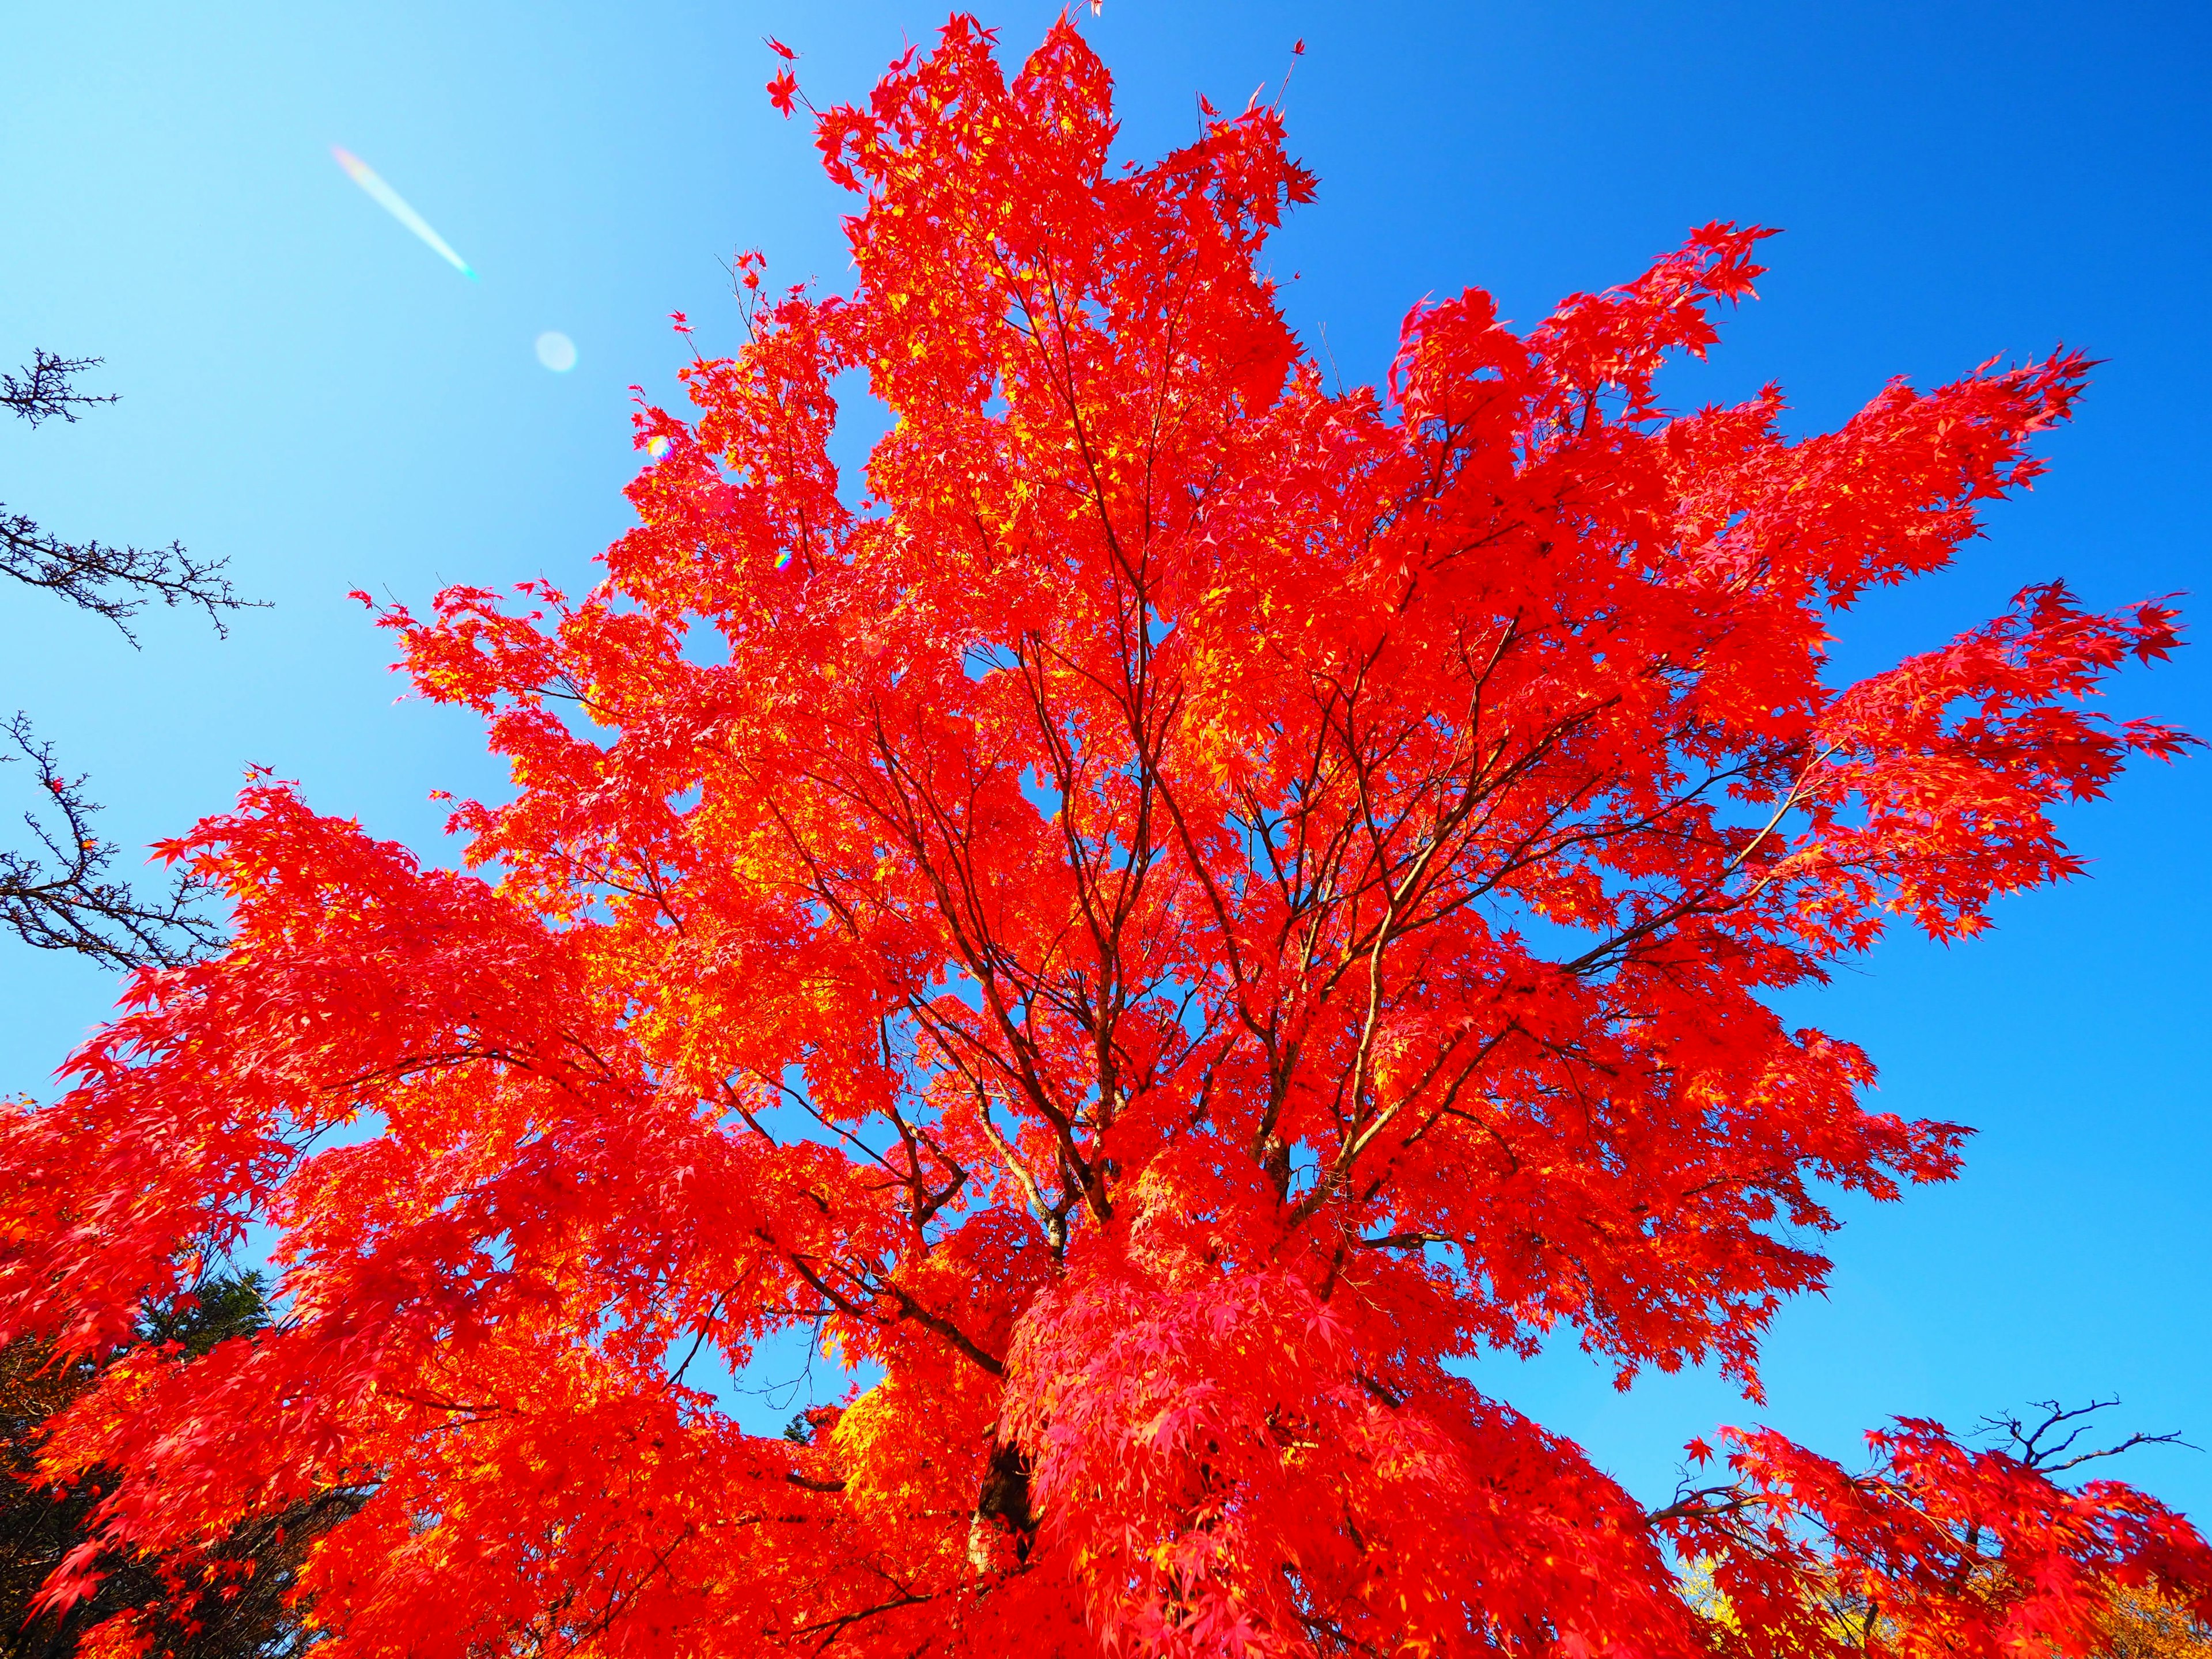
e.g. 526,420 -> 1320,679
0,1272 -> 359,1657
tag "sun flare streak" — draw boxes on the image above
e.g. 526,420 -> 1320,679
331,145 -> 477,281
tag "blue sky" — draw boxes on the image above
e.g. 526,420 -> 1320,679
3,1 -> 2206,1520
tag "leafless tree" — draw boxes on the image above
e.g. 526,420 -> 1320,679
2,350 -> 262,968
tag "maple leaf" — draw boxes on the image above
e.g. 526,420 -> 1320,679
766,67 -> 800,119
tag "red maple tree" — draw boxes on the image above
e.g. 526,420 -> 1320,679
5,18 -> 2207,1657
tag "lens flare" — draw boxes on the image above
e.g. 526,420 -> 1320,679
644,434 -> 671,459
331,146 -> 476,280
535,331 -> 578,372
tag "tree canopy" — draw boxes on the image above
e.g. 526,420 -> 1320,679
2,17 -> 2205,1657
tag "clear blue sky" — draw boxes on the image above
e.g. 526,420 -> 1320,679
3,2 -> 2206,1521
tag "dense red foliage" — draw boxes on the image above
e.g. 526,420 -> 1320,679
4,17 -> 2206,1657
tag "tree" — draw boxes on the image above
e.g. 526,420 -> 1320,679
2,348 -> 251,967
2098,1583 -> 2212,1659
1,1272 -> 359,1658
1668,1402 -> 2206,1659
2,17 -> 2206,1657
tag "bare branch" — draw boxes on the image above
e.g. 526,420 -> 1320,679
1,515 -> 256,645
1976,1398 -> 2197,1476
0,349 -> 260,967
3,350 -> 261,641
2,349 -> 116,426
0,713 -> 224,968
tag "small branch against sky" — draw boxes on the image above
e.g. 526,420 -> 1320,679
1,348 -> 116,427
1,353 -> 257,643
1978,1398 -> 2198,1476
763,35 -> 818,122
1,513 -> 255,643
0,714 -> 224,970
